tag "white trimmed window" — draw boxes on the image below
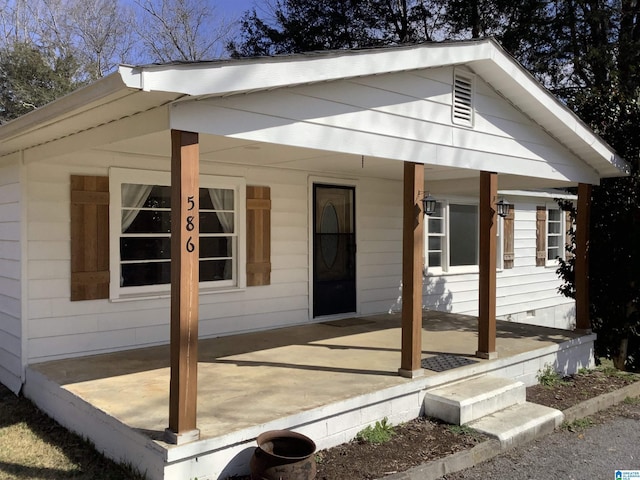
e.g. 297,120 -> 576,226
109,168 -> 245,299
426,202 -> 480,273
546,206 -> 565,263
425,200 -> 502,273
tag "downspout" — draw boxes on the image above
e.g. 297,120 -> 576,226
19,149 -> 28,393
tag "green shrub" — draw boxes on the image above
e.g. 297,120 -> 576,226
536,364 -> 569,387
355,418 -> 395,444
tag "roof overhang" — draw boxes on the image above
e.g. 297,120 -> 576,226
0,38 -> 630,179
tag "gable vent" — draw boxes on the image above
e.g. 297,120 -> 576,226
452,72 -> 474,127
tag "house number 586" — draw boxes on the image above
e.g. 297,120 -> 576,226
186,195 -> 195,253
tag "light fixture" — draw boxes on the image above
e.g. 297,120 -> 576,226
421,192 -> 438,216
496,198 -> 510,218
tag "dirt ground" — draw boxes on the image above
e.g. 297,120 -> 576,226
232,366 -> 639,480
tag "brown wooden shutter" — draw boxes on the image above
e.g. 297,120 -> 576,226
565,209 -> 574,260
535,206 -> 546,267
503,204 -> 515,269
246,186 -> 271,286
70,175 -> 110,300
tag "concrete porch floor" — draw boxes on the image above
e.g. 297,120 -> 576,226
29,311 -> 584,443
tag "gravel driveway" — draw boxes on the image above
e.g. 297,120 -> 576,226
442,401 -> 640,480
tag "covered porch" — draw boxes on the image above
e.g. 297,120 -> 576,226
25,311 -> 595,480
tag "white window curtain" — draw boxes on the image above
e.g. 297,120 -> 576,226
208,188 -> 234,234
209,188 -> 234,279
121,184 -> 153,232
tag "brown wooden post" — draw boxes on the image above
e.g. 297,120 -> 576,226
399,162 -> 425,378
165,129 -> 200,445
477,171 -> 498,359
575,183 -> 592,332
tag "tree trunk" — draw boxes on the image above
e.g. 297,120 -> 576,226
613,336 -> 628,371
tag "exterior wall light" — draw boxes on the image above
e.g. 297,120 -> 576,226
421,193 -> 438,216
496,198 -> 510,218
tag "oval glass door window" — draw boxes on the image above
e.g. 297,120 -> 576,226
320,202 -> 339,268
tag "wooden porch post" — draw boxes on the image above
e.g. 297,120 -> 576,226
165,129 -> 200,445
575,183 -> 592,332
399,162 -> 425,378
477,171 -> 498,359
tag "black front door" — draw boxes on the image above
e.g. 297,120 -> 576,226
313,184 -> 356,317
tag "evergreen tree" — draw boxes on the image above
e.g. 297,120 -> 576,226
229,0 -> 381,56
0,41 -> 78,123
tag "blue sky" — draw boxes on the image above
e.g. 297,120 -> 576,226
216,0 -> 258,19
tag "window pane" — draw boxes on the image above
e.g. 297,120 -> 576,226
548,209 -> 561,221
548,247 -> 560,260
200,212 -> 234,234
450,204 -> 478,266
119,179 -> 238,290
428,252 -> 442,267
548,236 -> 561,248
200,237 -> 232,258
548,222 -> 561,234
121,184 -> 171,208
428,236 -> 442,251
428,218 -> 443,234
433,203 -> 443,217
123,210 -> 171,234
200,259 -> 232,282
121,261 -> 171,287
200,188 -> 234,210
121,237 -> 170,260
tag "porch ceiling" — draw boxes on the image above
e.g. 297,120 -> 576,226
97,130 -> 578,192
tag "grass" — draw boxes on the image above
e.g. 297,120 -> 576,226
595,358 -> 640,379
622,396 -> 640,405
446,424 -> 481,438
0,385 -> 146,480
536,364 -> 570,387
561,417 -> 594,431
355,418 -> 395,444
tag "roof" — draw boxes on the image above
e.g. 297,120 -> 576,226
0,38 -> 629,178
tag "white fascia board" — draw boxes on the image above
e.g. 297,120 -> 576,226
498,189 -> 577,200
0,70 -> 131,143
475,48 -> 630,177
130,41 -> 496,97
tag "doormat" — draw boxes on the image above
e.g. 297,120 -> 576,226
321,318 -> 375,328
421,354 -> 479,372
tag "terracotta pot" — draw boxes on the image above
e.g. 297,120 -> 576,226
250,430 -> 317,480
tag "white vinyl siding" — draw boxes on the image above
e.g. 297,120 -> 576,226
421,201 -> 573,328
172,66 -> 598,185
0,161 -> 22,393
23,152 -> 577,364
25,156 -> 309,362
18,64 -> 588,364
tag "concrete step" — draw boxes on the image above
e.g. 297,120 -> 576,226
423,376 -> 525,425
468,401 -> 564,448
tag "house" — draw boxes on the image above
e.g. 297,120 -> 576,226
0,38 -> 629,476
